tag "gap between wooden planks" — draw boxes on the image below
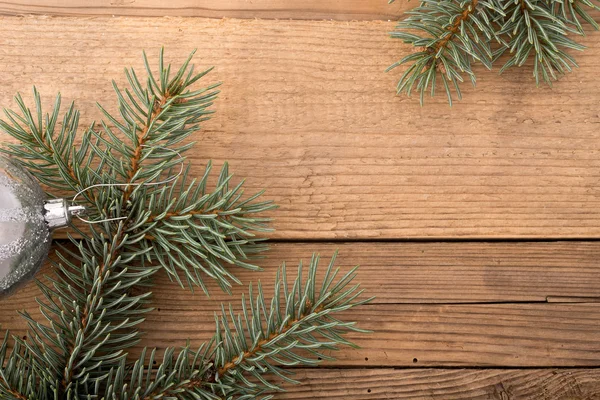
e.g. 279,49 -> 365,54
2,16 -> 600,240
1,242 -> 600,368
0,0 -> 406,20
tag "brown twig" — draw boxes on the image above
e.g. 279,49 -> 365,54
122,96 -> 169,206
419,0 -> 478,75
520,0 -> 527,10
436,0 -> 479,52
4,387 -> 27,400
141,304 -> 324,399
216,303 -> 324,378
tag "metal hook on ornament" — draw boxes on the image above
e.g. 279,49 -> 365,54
70,145 -> 184,224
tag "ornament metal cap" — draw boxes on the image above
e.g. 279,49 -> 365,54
43,199 -> 86,230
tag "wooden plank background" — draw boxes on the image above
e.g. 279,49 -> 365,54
3,16 -> 600,240
0,0 -> 405,19
1,2 -> 600,398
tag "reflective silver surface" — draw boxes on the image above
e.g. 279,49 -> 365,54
0,156 -> 51,295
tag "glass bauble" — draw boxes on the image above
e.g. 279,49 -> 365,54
0,156 -> 83,295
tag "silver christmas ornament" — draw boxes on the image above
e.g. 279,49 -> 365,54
0,156 -> 84,295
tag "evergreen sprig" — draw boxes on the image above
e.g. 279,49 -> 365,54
104,253 -> 370,400
389,0 -> 600,105
146,162 -> 274,295
0,50 -> 371,399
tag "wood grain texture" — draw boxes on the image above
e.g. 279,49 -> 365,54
2,242 -> 600,367
277,368 -> 600,399
1,12 -> 599,398
133,302 -> 600,367
3,241 -> 600,308
0,0 -> 406,20
2,16 -> 600,239
143,241 -> 600,305
7,298 -> 600,368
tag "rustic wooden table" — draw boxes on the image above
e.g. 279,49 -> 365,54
1,1 -> 600,398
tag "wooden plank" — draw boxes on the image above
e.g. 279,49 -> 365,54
132,302 -> 600,367
127,241 -> 600,306
0,0 -> 405,20
3,241 -> 600,308
2,17 -> 600,240
6,299 -> 600,367
277,368 -> 600,399
3,241 -> 600,367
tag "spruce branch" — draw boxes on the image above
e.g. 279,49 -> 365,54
0,89 -> 87,193
105,253 -> 372,400
558,0 -> 600,32
388,0 -> 501,105
14,48 -> 231,397
0,334 -> 44,399
145,163 -> 274,294
497,0 -> 585,85
0,50 -> 370,399
389,0 -> 599,104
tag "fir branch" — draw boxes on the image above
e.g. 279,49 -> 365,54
557,0 -> 600,32
0,50 -> 251,398
108,253 -> 372,400
388,0 -> 501,105
389,0 -> 599,104
0,89 -> 88,194
40,49 -> 224,396
144,163 -> 275,294
10,217 -> 155,398
497,0 -> 585,85
436,0 -> 480,51
0,330 -> 56,399
0,50 -> 368,400
56,225 -> 154,395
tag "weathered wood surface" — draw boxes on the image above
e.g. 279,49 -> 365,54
277,368 -> 600,399
2,12 -> 600,399
133,302 -> 600,367
2,242 -> 600,368
9,289 -> 600,368
0,0 -> 405,20
3,241 -> 600,308
142,241 -> 600,305
141,302 -> 600,367
2,16 -> 600,240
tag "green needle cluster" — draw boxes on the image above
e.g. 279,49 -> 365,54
389,0 -> 599,105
